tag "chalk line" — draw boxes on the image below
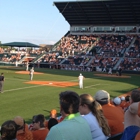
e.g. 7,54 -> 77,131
3,84 -> 50,93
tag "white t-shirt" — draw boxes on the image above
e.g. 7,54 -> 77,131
82,112 -> 108,140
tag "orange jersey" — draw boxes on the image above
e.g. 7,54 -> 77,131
116,106 -> 124,114
16,124 -> 33,140
32,128 -> 49,140
102,103 -> 124,136
135,131 -> 140,140
120,101 -> 130,109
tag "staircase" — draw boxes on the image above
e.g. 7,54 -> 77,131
113,57 -> 123,70
123,36 -> 137,57
18,55 -> 27,63
114,36 -> 137,70
59,58 -> 66,65
86,56 -> 95,66
32,53 -> 46,63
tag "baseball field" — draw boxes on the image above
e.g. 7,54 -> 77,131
0,66 -> 139,125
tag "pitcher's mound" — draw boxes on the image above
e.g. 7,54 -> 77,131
95,74 -> 131,78
15,71 -> 44,74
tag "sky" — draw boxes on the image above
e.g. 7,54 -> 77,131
0,0 -> 78,45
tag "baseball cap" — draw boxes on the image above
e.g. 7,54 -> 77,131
94,90 -> 110,102
113,97 -> 121,105
120,96 -> 125,101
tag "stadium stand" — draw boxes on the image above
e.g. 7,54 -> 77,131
0,0 -> 140,74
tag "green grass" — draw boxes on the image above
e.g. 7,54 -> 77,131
0,66 -> 139,125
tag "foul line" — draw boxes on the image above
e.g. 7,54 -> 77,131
85,84 -> 110,88
3,84 -> 50,93
85,84 -> 101,88
6,78 -> 28,82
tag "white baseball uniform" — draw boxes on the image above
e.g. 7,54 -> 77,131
78,74 -> 84,89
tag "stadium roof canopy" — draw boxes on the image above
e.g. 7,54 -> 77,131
1,42 -> 40,48
54,0 -> 140,26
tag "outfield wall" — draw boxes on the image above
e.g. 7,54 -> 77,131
0,62 -> 140,74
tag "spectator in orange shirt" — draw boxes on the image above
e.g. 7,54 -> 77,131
124,95 -> 131,111
120,95 -> 131,111
13,116 -> 33,140
94,90 -> 124,136
119,96 -> 126,109
32,114 -> 49,140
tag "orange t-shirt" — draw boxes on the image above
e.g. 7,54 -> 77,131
32,128 -> 49,140
120,100 -> 126,109
135,131 -> 140,140
120,101 -> 130,109
116,106 -> 124,114
16,124 -> 33,140
102,103 -> 124,136
45,120 -> 48,128
124,102 -> 130,109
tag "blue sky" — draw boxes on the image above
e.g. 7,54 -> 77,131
0,0 -> 77,45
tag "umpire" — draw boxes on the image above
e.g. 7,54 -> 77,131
0,73 -> 5,93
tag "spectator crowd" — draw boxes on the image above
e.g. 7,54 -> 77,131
0,34 -> 140,72
0,89 -> 140,140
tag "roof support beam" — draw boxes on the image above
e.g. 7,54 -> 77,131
76,2 -> 91,25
